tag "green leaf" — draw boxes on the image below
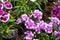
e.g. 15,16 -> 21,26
55,38 -> 59,40
8,19 -> 16,22
14,6 -> 20,8
35,2 -> 42,11
53,25 -> 58,31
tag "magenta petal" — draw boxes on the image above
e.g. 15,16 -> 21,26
24,31 -> 30,34
54,31 -> 60,38
3,11 -> 9,16
0,4 -> 3,9
55,3 -> 60,12
25,35 -> 33,39
51,10 -> 59,16
16,18 -> 22,24
57,14 -> 60,19
0,10 -> 3,18
35,28 -> 41,34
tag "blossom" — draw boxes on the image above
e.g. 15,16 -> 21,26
16,18 -> 22,24
51,10 -> 59,16
57,13 -> 60,19
0,10 -> 3,18
50,17 -> 60,26
38,20 -> 45,30
54,3 -> 60,12
25,19 -> 35,29
24,31 -> 34,40
34,20 -> 45,34
54,31 -> 60,38
3,1 -> 13,9
33,10 -> 42,19
44,24 -> 53,33
21,14 -> 29,21
0,10 -> 10,22
0,4 -> 3,9
35,27 -> 41,34
30,0 -> 36,2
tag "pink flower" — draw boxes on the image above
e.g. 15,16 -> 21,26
50,17 -> 60,26
44,24 -> 53,33
0,10 -> 10,22
21,14 -> 29,21
16,18 -> 22,24
38,20 -> 45,30
24,31 -> 34,40
54,31 -> 60,38
25,19 -> 35,29
3,1 -> 13,9
33,10 -> 42,19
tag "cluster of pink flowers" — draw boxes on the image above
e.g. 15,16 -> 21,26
16,9 -> 60,39
0,0 -> 12,22
51,3 -> 60,38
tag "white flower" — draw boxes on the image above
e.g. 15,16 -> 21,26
30,0 -> 36,2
